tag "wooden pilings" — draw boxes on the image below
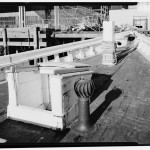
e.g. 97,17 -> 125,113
33,27 -> 40,50
19,6 -> 26,27
0,27 -> 47,55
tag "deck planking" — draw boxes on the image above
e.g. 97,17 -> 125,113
61,50 -> 150,144
0,46 -> 150,145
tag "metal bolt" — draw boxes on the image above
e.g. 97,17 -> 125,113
74,77 -> 94,133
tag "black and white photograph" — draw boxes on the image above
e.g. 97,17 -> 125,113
0,1 -> 150,148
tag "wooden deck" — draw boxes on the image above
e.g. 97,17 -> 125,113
0,45 -> 150,146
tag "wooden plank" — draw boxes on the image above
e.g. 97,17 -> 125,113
0,28 -> 45,39
39,42 -> 46,47
39,67 -> 90,75
39,34 -> 46,39
54,33 -> 102,38
39,62 -> 91,68
54,6 -> 60,30
0,55 -> 11,67
4,27 -> 32,32
0,42 -> 45,47
7,42 -> 33,46
7,105 -> 64,130
7,32 -> 32,38
6,32 -> 44,39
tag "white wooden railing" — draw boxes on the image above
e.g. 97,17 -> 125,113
0,30 -> 131,69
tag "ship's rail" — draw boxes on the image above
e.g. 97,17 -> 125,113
0,30 -> 131,68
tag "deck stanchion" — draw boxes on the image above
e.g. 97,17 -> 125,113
74,77 -> 94,134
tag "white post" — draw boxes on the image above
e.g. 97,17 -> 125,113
103,21 -> 114,42
49,76 -> 63,117
67,51 -> 73,62
54,6 -> 59,30
54,54 -> 60,62
79,49 -> 85,59
6,67 -> 18,107
19,6 -> 26,27
102,21 -> 116,66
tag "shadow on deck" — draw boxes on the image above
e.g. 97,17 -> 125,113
91,86 -> 122,124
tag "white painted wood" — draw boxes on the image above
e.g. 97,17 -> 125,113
4,37 -> 101,66
70,50 -> 79,60
7,105 -> 64,130
17,71 -> 40,83
0,31 -> 129,68
39,62 -> 91,68
49,76 -> 63,117
15,66 -> 38,72
102,21 -> 116,66
103,21 -> 115,42
102,53 -> 116,66
54,54 -> 60,62
79,49 -> 85,59
0,55 -> 11,68
6,72 -> 18,106
67,51 -> 74,62
0,41 -> 46,47
59,56 -> 70,62
84,46 -> 95,57
17,72 -> 43,108
34,59 -> 37,65
88,46 -> 95,56
43,57 -> 48,62
94,43 -> 103,54
19,6 -> 25,27
39,67 -> 90,75
6,63 -> 93,129
54,6 -> 60,30
41,74 -> 51,109
50,70 -> 93,79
